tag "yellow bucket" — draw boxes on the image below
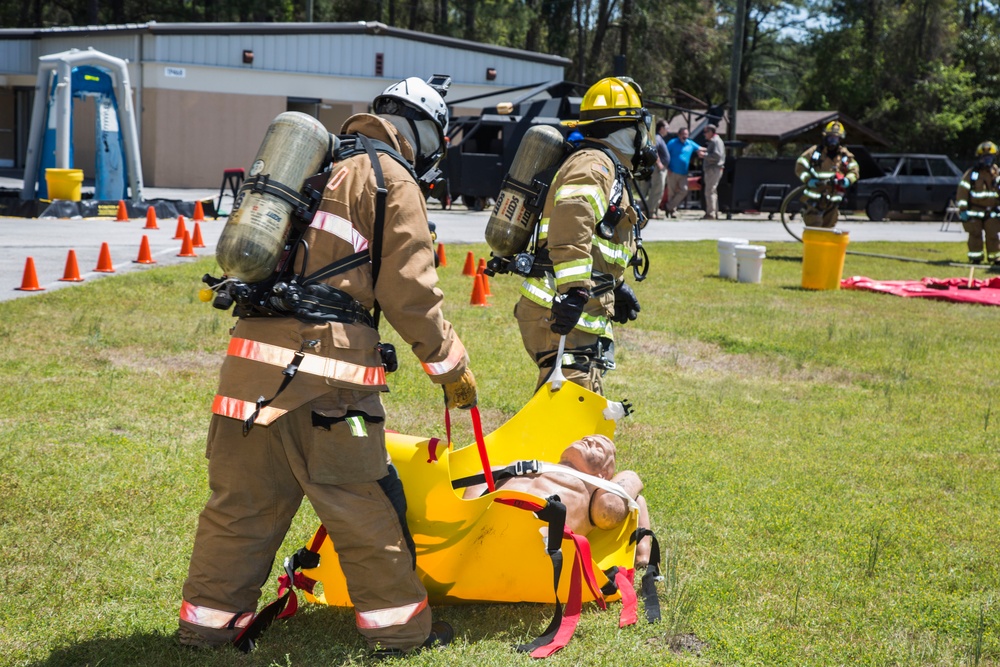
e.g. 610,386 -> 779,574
801,227 -> 850,290
45,168 -> 84,202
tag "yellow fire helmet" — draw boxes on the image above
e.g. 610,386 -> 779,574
564,77 -> 645,128
823,120 -> 846,139
975,140 -> 998,156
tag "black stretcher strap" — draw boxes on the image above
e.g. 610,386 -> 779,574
450,459 -> 541,490
515,496 -> 567,655
630,527 -> 662,623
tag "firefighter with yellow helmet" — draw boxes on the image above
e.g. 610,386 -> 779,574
179,75 -> 474,656
955,141 -> 1000,265
794,120 -> 860,227
513,76 -> 654,394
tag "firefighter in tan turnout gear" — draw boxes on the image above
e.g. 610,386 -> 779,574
794,121 -> 860,228
513,77 -> 653,394
955,141 -> 1000,265
180,76 -> 475,656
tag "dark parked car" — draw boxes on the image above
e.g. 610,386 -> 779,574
853,153 -> 963,221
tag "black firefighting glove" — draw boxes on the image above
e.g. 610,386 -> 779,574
443,368 -> 477,410
612,282 -> 641,324
550,287 -> 590,335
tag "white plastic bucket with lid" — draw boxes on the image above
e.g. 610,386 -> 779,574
735,244 -> 767,284
717,237 -> 749,280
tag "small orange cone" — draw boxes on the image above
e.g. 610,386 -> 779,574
481,270 -> 492,297
94,242 -> 115,273
477,258 -> 487,275
133,235 -> 157,264
193,200 -> 206,222
177,230 -> 197,257
15,257 -> 44,291
191,222 -> 206,248
144,206 -> 159,230
470,273 -> 489,307
115,201 -> 129,222
436,242 -> 447,267
59,249 -> 84,282
462,251 -> 476,276
173,215 -> 187,240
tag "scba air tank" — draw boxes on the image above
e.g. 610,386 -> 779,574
485,124 -> 566,257
216,112 -> 331,283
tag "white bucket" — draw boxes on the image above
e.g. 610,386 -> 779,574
717,237 -> 749,280
735,244 -> 767,284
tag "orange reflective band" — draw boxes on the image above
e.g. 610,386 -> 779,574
420,339 -> 467,377
212,394 -> 287,425
227,337 -> 386,386
354,596 -> 428,630
179,600 -> 254,629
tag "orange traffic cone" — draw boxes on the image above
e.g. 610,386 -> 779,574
481,270 -> 492,297
115,200 -> 129,222
59,249 -> 84,282
15,257 -> 44,291
436,242 -> 447,267
134,235 -> 157,264
173,215 -> 187,240
177,230 -> 197,257
477,258 -> 487,275
462,251 -> 476,276
193,200 -> 206,222
191,222 -> 206,248
144,206 -> 159,230
470,273 -> 489,307
94,242 -> 115,273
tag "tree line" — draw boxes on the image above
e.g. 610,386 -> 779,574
5,0 -> 999,156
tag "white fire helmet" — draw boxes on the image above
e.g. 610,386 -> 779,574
373,77 -> 449,177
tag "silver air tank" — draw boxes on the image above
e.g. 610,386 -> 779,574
485,124 -> 566,257
216,112 -> 331,283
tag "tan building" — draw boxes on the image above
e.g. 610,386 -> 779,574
0,22 -> 569,188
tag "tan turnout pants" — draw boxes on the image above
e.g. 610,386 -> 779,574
514,298 -> 606,395
181,390 -> 431,651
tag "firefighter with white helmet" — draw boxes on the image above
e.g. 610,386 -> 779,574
955,140 -> 1000,265
794,120 -> 860,227
514,76 -> 654,395
180,75 -> 474,656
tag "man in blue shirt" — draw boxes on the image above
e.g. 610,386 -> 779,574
664,127 -> 706,217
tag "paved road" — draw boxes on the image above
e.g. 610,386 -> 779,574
1,181 -> 967,302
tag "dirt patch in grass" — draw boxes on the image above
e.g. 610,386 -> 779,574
646,632 -> 709,656
618,328 -> 865,387
104,348 -> 222,376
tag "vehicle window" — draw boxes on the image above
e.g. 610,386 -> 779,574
905,158 -> 930,176
876,157 -> 899,174
927,158 -> 955,177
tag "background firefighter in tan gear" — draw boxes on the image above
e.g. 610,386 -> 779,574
179,76 -> 476,655
514,77 -> 653,395
794,121 -> 860,228
955,141 -> 1000,265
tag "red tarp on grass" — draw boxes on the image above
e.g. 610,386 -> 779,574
841,276 -> 1000,306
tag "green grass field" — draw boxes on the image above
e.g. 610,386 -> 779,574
1,240 -> 997,667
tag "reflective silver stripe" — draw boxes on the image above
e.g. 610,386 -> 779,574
553,259 -> 592,287
593,236 -> 631,267
421,338 -> 467,377
813,170 -> 836,178
959,180 -> 971,189
355,597 -> 428,629
180,600 -> 254,629
968,210 -> 987,218
956,199 -> 968,207
969,190 -> 996,199
796,157 -> 811,168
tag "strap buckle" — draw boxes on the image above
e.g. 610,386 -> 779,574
514,459 -> 541,476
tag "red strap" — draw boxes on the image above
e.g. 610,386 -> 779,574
427,437 -> 442,463
444,406 -> 452,448
615,568 -> 638,627
470,406 -> 494,492
529,532 -> 584,658
308,525 -> 328,553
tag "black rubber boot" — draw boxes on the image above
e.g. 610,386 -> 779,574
372,621 -> 454,660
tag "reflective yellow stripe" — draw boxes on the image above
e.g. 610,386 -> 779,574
554,184 -> 608,219
538,217 -> 550,241
553,258 -> 592,287
212,395 -> 287,425
421,338 -> 467,377
520,276 -> 555,306
180,601 -> 254,629
813,170 -> 836,178
593,236 -> 631,267
575,311 -> 612,337
227,337 -> 386,386
796,157 -> 811,168
355,597 -> 428,629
